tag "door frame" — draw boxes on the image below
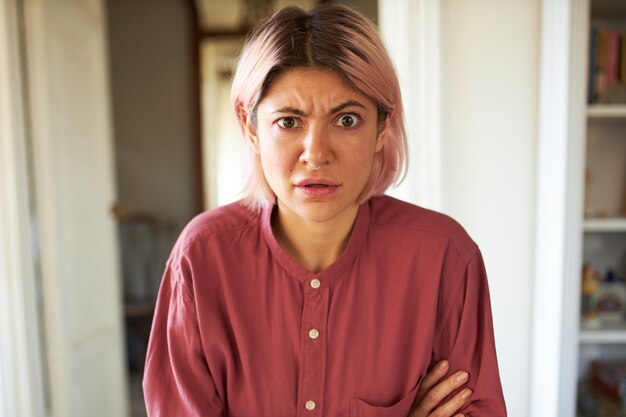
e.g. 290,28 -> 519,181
378,0 -> 442,209
530,0 -> 588,416
0,0 -> 48,415
21,0 -> 129,414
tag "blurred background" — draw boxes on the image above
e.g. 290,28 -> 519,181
1,0 -> 625,417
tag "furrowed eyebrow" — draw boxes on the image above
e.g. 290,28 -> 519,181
271,100 -> 367,117
272,107 -> 306,116
330,100 -> 367,114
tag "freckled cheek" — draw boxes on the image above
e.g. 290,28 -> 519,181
344,147 -> 377,167
259,143 -> 300,179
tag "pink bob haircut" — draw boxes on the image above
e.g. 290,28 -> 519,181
231,3 -> 408,211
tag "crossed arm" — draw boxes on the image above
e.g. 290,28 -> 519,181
409,359 -> 472,417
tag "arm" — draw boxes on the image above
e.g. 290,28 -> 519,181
432,249 -> 507,416
143,259 -> 224,417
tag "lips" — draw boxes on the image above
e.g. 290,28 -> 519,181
295,178 -> 340,197
296,178 -> 340,187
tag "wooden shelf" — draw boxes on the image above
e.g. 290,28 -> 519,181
592,0 -> 626,16
580,323 -> 626,343
587,104 -> 626,118
584,218 -> 626,232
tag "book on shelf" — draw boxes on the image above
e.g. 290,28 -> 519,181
589,27 -> 598,104
589,26 -> 626,104
605,31 -> 620,91
622,32 -> 626,87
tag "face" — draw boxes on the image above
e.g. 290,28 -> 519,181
246,67 -> 386,226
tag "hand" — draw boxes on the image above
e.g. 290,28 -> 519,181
408,360 -> 473,417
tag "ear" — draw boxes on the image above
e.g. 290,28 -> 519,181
237,103 -> 260,154
375,115 -> 389,153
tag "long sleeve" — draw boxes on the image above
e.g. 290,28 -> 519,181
432,249 -> 507,416
143,257 -> 224,417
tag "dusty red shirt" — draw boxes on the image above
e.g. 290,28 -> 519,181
143,196 -> 507,417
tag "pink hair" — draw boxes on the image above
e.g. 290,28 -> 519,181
231,4 -> 408,211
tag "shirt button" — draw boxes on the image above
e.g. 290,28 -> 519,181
308,328 -> 320,339
305,400 -> 316,411
310,278 -> 321,289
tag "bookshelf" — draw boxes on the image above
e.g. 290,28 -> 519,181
580,322 -> 626,344
584,218 -> 626,232
587,104 -> 626,118
575,0 -> 626,415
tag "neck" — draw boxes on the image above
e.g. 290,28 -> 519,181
272,203 -> 359,273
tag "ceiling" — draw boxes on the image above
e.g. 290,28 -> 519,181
194,0 -> 318,31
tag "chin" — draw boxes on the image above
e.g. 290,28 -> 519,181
298,209 -> 338,224
293,201 -> 356,224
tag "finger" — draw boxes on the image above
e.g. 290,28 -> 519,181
414,360 -> 450,405
429,388 -> 472,417
412,371 -> 470,416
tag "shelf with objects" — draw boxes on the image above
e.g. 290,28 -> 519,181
577,2 -> 626,416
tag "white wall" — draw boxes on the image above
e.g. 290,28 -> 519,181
106,0 -> 200,301
382,1 -> 540,416
439,1 -> 539,416
106,0 -> 199,231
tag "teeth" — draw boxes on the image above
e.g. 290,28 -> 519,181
307,184 -> 328,188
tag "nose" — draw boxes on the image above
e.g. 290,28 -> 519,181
299,125 -> 332,169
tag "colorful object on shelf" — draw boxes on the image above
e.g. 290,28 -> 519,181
578,380 -> 626,417
578,360 -> 626,416
592,270 -> 626,324
582,265 -> 626,327
591,360 -> 626,408
582,263 -> 604,328
589,26 -> 626,104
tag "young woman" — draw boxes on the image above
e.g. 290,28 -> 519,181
143,4 -> 507,417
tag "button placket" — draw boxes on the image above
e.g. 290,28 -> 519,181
297,279 -> 329,416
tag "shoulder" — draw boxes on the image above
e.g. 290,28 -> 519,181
368,195 -> 478,261
172,201 -> 259,254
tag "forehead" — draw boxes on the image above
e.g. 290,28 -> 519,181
258,67 -> 375,110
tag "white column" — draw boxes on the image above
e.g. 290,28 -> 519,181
531,0 -> 588,416
0,0 -> 47,416
22,0 -> 129,414
378,0 -> 442,210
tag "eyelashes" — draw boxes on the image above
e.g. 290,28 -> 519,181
276,113 -> 362,130
334,113 -> 360,128
277,117 -> 301,129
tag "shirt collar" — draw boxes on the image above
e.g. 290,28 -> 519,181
261,200 -> 371,284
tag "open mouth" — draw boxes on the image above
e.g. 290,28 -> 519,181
296,181 -> 339,196
296,179 -> 340,193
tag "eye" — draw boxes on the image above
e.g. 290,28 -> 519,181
277,117 -> 300,129
335,113 -> 360,128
